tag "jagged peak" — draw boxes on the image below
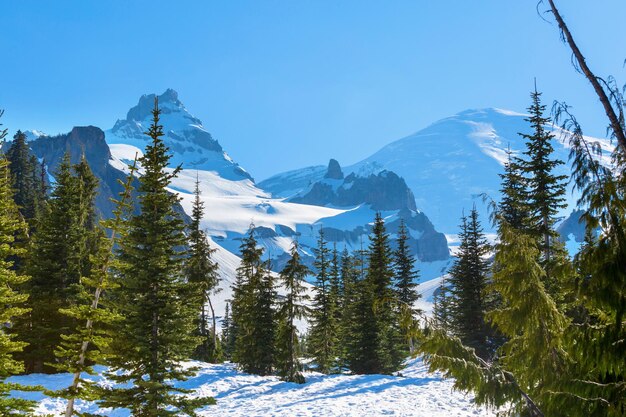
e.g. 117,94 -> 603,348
325,158 -> 344,180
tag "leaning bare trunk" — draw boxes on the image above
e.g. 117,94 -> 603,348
547,0 -> 626,152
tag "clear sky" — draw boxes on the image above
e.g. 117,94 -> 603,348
1,1 -> 625,180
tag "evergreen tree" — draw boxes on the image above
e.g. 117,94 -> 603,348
6,130 -> 46,224
221,302 -> 232,359
14,153 -> 98,373
517,88 -> 568,271
347,213 -> 403,374
231,226 -> 275,375
101,99 -> 214,415
185,176 -> 220,363
275,241 -> 310,383
0,150 -> 36,415
393,220 -> 421,352
308,227 -> 339,373
432,278 -> 452,331
446,208 -> 493,359
52,156 -> 138,417
337,247 -> 357,369
498,148 -> 529,231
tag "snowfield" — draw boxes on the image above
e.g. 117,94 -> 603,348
10,358 -> 495,416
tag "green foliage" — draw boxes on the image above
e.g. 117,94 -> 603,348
275,241 -> 310,383
446,208 -> 494,359
231,226 -> 276,376
6,130 -> 47,225
0,151 -> 36,415
345,213 -> 403,374
50,156 -> 138,416
102,99 -> 214,415
393,220 -> 420,352
14,154 -> 99,374
308,228 -> 339,374
185,176 -> 221,363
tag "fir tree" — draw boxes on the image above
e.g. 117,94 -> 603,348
308,227 -> 339,373
185,175 -> 220,363
498,147 -> 529,231
6,130 -> 46,224
52,155 -> 138,417
101,98 -> 214,415
221,302 -> 232,359
432,278 -> 452,331
348,213 -> 403,374
446,208 -> 493,359
0,150 -> 36,415
232,226 -> 275,376
517,87 -> 568,271
393,220 -> 421,352
14,153 -> 98,373
275,241 -> 310,383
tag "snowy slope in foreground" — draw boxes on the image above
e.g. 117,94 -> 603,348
11,359 -> 495,417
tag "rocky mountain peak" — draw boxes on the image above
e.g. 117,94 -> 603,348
324,158 -> 344,179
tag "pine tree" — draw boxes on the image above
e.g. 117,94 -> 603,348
348,213 -> 403,374
517,87 -> 568,273
337,247 -> 357,369
14,153 -> 98,373
101,98 -> 214,415
232,226 -> 275,375
6,130 -> 46,224
52,155 -> 138,417
308,227 -> 339,373
446,208 -> 493,359
393,220 -> 421,352
432,278 -> 452,331
0,148 -> 36,415
275,241 -> 310,383
185,176 -> 221,363
498,148 -> 529,231
221,302 -> 232,359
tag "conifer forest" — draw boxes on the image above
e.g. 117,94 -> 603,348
0,1 -> 624,416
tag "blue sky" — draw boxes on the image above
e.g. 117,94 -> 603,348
1,1 -> 624,180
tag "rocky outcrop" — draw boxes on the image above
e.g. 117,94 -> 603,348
292,164 -> 417,212
29,126 -> 189,222
30,126 -> 128,218
324,158 -> 344,180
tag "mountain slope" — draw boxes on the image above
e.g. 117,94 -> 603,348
261,108 -> 614,234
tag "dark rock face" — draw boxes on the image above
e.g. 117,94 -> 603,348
29,126 -> 189,222
30,126 -> 127,218
292,170 -> 418,211
324,158 -> 344,180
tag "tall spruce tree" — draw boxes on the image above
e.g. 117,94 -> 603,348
221,302 -> 232,359
517,87 -> 568,272
275,241 -> 310,383
498,148 -> 529,231
0,146 -> 36,415
101,99 -> 213,415
308,227 -> 339,374
231,226 -> 275,376
348,213 -> 403,374
185,176 -> 220,363
14,153 -> 98,373
6,130 -> 46,224
446,208 -> 493,359
393,220 -> 421,353
53,156 -> 138,417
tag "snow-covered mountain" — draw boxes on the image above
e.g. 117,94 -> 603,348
106,89 -> 251,181
100,89 -> 449,289
261,108 -> 614,236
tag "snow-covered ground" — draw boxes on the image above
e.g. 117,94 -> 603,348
10,358 -> 495,416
